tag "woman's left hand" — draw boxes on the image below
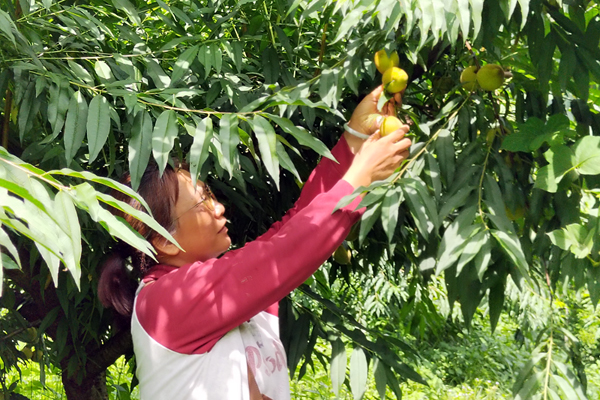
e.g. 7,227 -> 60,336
346,85 -> 402,136
344,86 -> 403,153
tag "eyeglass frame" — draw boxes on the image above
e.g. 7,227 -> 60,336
173,183 -> 217,221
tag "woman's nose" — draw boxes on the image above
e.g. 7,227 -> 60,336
213,200 -> 225,218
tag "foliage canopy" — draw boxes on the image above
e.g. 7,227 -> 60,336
0,0 -> 599,398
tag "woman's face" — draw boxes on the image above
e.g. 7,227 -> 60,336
167,171 -> 231,265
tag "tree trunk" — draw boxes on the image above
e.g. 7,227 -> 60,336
62,371 -> 108,400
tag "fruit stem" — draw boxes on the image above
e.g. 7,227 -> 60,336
465,40 -> 481,69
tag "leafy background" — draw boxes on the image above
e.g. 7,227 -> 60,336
0,0 -> 600,398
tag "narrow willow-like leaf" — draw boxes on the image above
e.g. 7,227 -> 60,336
276,141 -> 301,181
54,190 -> 81,285
359,203 -> 382,245
266,114 -> 335,161
251,115 -> 279,189
197,45 -> 213,79
152,110 -> 178,175
0,10 -> 16,45
96,192 -> 181,250
170,45 -> 199,85
381,186 -> 403,245
436,205 -> 477,274
491,229 -> 529,280
129,110 -> 153,191
49,169 -> 152,214
87,95 -> 111,163
456,228 -> 487,275
219,114 -> 239,176
349,347 -> 368,400
18,82 -> 36,142
64,91 -> 89,164
36,243 -> 61,287
373,358 -> 387,400
0,225 -> 21,269
67,60 -> 94,86
188,117 -> 213,185
330,339 -> 346,397
488,280 -> 505,333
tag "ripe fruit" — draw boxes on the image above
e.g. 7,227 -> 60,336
476,64 -> 505,91
380,116 -> 403,137
382,67 -> 408,93
26,327 -> 37,343
22,346 -> 33,360
32,349 -> 43,362
374,49 -> 399,74
333,245 -> 351,265
460,66 -> 478,91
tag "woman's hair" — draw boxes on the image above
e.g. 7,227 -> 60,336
97,161 -> 183,318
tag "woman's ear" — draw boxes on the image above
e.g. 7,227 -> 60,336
151,236 -> 181,258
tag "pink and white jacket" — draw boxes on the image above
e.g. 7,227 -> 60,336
131,137 -> 363,399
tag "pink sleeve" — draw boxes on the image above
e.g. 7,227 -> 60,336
135,138 -> 363,355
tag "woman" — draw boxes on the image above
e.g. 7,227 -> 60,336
98,86 -> 411,400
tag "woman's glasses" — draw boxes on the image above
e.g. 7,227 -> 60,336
174,183 -> 216,221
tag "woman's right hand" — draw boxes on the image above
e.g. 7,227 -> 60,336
342,125 -> 411,189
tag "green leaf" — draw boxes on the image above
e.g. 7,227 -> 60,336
0,10 -> 16,45
67,60 -> 94,86
551,374 -> 581,400
49,169 -> 152,214
251,115 -> 280,188
197,45 -> 213,79
96,192 -> 181,250
572,135 -> 600,175
350,347 -> 368,400
468,0 -> 484,39
276,141 -> 301,181
319,69 -> 340,108
488,279 -> 505,333
483,174 -> 514,233
97,208 -> 155,259
330,338 -> 346,397
534,144 -> 575,193
402,178 -> 439,241
438,185 -> 475,221
456,228 -> 487,275
146,58 -> 171,88
54,190 -> 81,285
64,91 -> 89,165
0,225 -> 21,269
436,205 -> 478,274
48,78 -> 71,138
266,114 -> 335,161
188,117 -> 213,185
219,114 -> 239,177
94,60 -> 114,82
473,234 -> 492,281
373,358 -> 387,400
87,95 -> 111,163
18,82 -> 36,142
359,203 -> 382,245
491,229 -> 529,279
128,110 -> 153,191
152,110 -> 178,175
381,186 -> 403,244
111,0 -> 142,26
262,47 -> 280,84
170,45 -> 199,85
515,371 -> 543,400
